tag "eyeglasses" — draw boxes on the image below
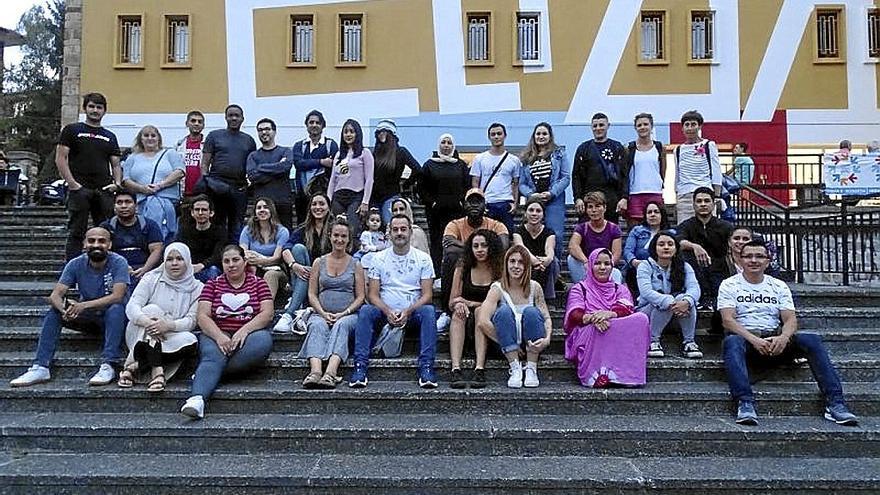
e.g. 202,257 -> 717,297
742,254 -> 768,260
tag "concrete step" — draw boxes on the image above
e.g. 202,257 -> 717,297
1,412 -> 876,458
1,380 -> 878,417
0,453 -> 878,494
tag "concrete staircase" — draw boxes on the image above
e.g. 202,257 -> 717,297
0,205 -> 878,493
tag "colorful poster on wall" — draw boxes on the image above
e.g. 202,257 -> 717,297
822,153 -> 880,196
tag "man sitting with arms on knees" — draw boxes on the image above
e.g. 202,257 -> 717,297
718,240 -> 858,426
100,190 -> 164,285
349,214 -> 438,389
10,227 -> 130,387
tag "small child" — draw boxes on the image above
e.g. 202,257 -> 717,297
355,209 -> 387,266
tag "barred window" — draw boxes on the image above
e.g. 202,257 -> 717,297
117,15 -> 143,66
640,11 -> 666,62
290,14 -> 315,65
338,14 -> 364,64
164,15 -> 190,65
816,9 -> 841,59
516,12 -> 540,63
868,9 -> 880,58
466,13 -> 491,63
690,11 -> 714,61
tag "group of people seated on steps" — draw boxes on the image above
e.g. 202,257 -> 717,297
6,95 -> 859,425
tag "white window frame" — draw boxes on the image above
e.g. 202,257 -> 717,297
288,13 -> 316,67
465,12 -> 493,66
689,10 -> 715,64
115,14 -> 144,68
336,13 -> 365,67
514,11 -> 542,67
638,10 -> 668,65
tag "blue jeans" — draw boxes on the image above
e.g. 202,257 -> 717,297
194,265 -> 222,283
353,304 -> 437,368
486,201 -> 514,234
376,194 -> 400,225
283,244 -> 311,315
722,332 -> 845,406
567,255 -> 622,284
191,329 -> 273,399
34,304 -> 126,368
492,304 -> 545,354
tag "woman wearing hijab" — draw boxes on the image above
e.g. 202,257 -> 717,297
389,197 -> 430,255
564,248 -> 650,388
419,133 -> 470,274
119,242 -> 203,392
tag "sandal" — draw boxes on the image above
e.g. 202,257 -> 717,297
147,373 -> 166,393
302,371 -> 322,389
117,367 -> 136,388
317,373 -> 337,389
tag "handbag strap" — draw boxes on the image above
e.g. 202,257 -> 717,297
482,152 -> 509,192
149,149 -> 170,184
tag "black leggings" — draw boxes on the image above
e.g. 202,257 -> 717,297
132,341 -> 197,370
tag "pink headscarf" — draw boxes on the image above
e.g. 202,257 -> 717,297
564,248 -> 633,328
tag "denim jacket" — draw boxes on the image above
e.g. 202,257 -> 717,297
623,226 -> 676,268
636,257 -> 700,310
519,146 -> 571,201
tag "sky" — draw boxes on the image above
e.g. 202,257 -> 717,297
1,0 -> 43,68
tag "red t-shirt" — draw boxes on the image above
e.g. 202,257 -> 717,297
199,273 -> 272,333
182,135 -> 203,195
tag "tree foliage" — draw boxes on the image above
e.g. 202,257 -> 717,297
1,0 -> 64,163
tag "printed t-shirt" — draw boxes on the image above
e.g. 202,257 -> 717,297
59,252 -> 130,301
528,158 -> 553,193
182,135 -> 203,195
199,272 -> 272,333
58,122 -> 121,189
716,273 -> 795,335
368,247 -> 435,312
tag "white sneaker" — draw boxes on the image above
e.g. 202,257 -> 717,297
180,395 -> 205,419
9,365 -> 50,387
436,312 -> 451,332
432,279 -> 441,290
648,342 -> 665,358
507,361 -> 523,389
273,313 -> 294,333
523,364 -> 540,388
88,363 -> 116,386
291,308 -> 311,335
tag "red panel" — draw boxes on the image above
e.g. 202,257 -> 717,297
670,110 -> 789,204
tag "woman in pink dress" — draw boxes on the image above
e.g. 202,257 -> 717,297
564,248 -> 650,387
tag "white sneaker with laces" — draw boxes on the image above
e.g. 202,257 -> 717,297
648,342 -> 665,358
273,313 -> 294,333
436,312 -> 451,332
507,361 -> 523,388
180,395 -> 205,419
9,365 -> 50,387
523,364 -> 540,388
291,308 -> 312,335
88,363 -> 116,386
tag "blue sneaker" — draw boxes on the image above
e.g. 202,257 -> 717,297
348,363 -> 368,388
824,403 -> 859,426
735,400 -> 758,425
418,365 -> 438,389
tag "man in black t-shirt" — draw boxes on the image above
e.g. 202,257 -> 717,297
57,93 -> 123,261
174,194 -> 226,282
572,112 -> 629,223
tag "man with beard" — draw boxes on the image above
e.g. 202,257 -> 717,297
291,110 -> 338,223
676,187 -> 733,309
350,214 -> 438,389
572,112 -> 629,223
247,118 -> 294,229
440,188 -> 509,313
10,227 -> 130,387
99,190 -> 164,285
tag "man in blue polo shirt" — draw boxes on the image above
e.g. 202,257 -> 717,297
10,227 -> 130,387
99,190 -> 164,283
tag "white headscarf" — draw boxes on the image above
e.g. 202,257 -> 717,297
153,242 -> 201,293
431,133 -> 458,163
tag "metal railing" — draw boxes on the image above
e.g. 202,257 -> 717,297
730,182 -> 880,285
467,16 -> 490,61
691,11 -> 714,60
516,14 -> 540,62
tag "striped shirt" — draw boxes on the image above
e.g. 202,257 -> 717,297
199,273 -> 272,333
675,139 -> 721,195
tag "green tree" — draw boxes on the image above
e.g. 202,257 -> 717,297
1,0 -> 64,166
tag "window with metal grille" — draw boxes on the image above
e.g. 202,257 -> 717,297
516,12 -> 540,62
164,15 -> 190,65
640,11 -> 665,62
691,10 -> 714,61
338,14 -> 363,64
466,13 -> 491,63
816,10 -> 841,59
117,15 -> 143,65
290,14 -> 315,64
869,9 -> 880,58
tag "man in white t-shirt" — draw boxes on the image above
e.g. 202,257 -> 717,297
350,214 -> 438,389
470,122 -> 522,233
674,110 -> 722,222
718,241 -> 857,426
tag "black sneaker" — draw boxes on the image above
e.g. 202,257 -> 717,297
470,368 -> 486,389
450,369 -> 467,389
